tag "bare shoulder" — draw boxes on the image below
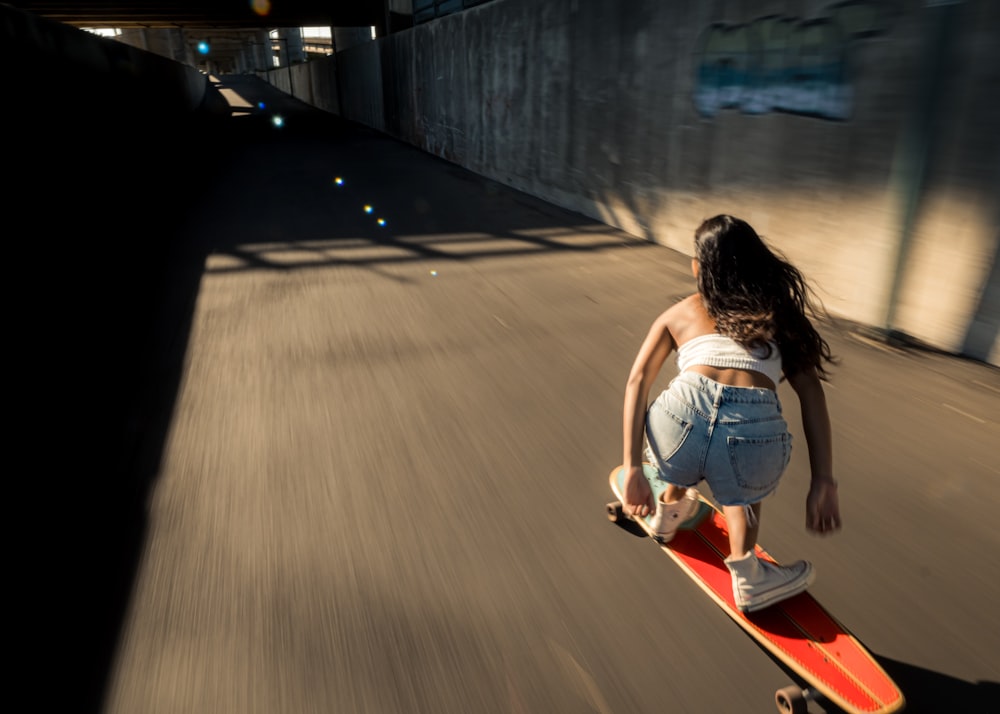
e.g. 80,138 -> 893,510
648,294 -> 697,331
663,294 -> 701,320
664,294 -> 712,342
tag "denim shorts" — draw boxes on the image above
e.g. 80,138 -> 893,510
643,372 -> 792,507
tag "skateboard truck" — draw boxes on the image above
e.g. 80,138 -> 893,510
775,685 -> 819,713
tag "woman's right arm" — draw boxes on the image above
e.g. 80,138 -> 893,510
621,310 -> 676,518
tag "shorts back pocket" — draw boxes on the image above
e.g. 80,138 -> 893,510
645,407 -> 694,465
727,433 -> 791,494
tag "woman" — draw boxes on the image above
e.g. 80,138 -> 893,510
621,215 -> 841,613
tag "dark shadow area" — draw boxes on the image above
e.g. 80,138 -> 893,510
751,645 -> 991,714
878,658 -> 997,714
6,72 -> 235,713
749,637 -> 997,712
606,511 -> 648,538
6,39 -> 651,708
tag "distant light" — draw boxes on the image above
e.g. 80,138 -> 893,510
250,0 -> 272,17
334,177 -> 344,185
197,41 -> 210,55
257,101 -> 266,110
302,27 -> 332,39
370,26 -> 377,40
272,115 -> 284,128
364,205 -> 373,214
377,218 -> 386,227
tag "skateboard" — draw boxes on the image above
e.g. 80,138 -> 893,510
607,464 -> 906,714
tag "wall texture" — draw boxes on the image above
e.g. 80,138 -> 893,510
279,0 -> 998,365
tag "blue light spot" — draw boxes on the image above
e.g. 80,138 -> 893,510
197,41 -> 210,55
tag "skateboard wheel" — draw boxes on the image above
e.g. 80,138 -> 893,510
605,501 -> 624,523
774,685 -> 808,714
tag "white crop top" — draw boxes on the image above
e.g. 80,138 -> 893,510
676,334 -> 783,384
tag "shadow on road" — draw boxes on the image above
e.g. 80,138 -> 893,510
757,644 -> 996,713
879,657 -> 997,714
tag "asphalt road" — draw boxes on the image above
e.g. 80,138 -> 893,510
63,75 -> 998,714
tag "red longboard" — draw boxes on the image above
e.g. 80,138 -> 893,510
608,465 -> 905,714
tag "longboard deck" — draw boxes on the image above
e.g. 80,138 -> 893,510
609,465 -> 905,714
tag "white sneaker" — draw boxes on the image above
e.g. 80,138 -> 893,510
724,551 -> 815,613
649,488 -> 701,544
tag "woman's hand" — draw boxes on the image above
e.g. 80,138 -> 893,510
623,466 -> 656,519
806,479 -> 841,535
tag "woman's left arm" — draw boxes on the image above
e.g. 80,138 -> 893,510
787,367 -> 842,535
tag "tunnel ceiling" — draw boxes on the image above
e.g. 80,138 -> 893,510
6,1 -> 386,29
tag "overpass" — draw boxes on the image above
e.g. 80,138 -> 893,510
6,0 -> 416,74
5,2 -> 998,713
7,0 -> 388,28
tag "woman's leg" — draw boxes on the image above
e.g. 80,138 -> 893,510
722,502 -> 762,557
722,501 -> 814,613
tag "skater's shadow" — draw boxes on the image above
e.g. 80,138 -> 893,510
772,655 -> 996,713
608,515 -> 647,538
877,657 -> 997,714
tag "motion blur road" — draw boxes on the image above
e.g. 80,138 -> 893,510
84,76 -> 998,713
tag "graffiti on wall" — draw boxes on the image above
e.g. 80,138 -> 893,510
693,1 -> 896,120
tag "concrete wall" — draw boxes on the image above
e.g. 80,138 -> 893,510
269,54 -> 342,116
274,0 -> 999,365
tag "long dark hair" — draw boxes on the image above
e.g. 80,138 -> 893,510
694,215 -> 835,379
